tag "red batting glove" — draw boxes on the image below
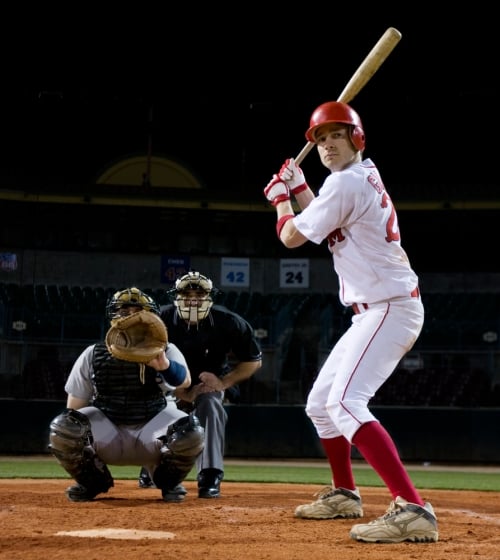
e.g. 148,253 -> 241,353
279,157 -> 309,194
264,174 -> 290,206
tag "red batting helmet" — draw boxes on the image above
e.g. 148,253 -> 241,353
305,101 -> 365,151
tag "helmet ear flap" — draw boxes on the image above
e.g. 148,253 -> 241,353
350,126 -> 365,151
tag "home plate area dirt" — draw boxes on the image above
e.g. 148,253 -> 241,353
0,480 -> 499,560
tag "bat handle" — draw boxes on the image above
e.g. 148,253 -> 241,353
295,141 -> 314,166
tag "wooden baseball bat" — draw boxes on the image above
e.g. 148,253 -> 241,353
295,27 -> 402,165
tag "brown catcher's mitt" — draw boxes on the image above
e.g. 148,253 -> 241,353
105,310 -> 168,363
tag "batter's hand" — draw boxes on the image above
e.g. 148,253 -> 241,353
264,174 -> 290,206
279,158 -> 309,194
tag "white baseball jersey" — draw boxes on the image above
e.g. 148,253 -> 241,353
293,158 -> 418,306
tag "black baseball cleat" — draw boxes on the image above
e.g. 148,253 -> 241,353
197,468 -> 224,499
138,468 -> 156,488
65,481 -> 112,502
161,484 -> 188,502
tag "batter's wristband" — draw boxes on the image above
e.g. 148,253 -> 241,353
291,182 -> 309,195
276,214 -> 294,239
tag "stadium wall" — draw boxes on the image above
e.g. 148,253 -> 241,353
1,399 -> 499,464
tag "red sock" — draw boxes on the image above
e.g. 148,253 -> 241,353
352,421 -> 424,505
320,436 -> 356,490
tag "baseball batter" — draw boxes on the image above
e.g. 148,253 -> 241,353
48,287 -> 205,503
264,101 -> 438,544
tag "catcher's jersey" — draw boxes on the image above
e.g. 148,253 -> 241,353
160,304 -> 262,384
64,341 -> 187,404
293,158 -> 418,306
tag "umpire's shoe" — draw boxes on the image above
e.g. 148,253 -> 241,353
198,468 -> 224,498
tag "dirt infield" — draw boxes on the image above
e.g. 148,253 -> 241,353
0,480 -> 499,560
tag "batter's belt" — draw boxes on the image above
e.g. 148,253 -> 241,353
352,286 -> 420,315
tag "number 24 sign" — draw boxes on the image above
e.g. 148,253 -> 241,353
280,259 -> 309,288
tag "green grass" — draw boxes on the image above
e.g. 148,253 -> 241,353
1,457 -> 499,491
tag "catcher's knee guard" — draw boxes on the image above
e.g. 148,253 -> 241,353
153,413 -> 205,490
48,408 -> 114,494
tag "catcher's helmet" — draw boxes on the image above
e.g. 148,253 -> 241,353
170,271 -> 218,325
305,101 -> 365,151
106,287 -> 160,319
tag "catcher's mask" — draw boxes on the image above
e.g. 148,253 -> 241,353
169,271 -> 218,325
305,101 -> 365,151
106,287 -> 160,320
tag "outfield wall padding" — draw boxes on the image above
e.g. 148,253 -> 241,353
1,400 -> 499,464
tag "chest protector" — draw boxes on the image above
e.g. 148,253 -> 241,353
92,343 -> 166,424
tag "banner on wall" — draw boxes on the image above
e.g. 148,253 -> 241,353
160,255 -> 190,284
0,253 -> 18,271
279,258 -> 309,288
220,257 -> 249,287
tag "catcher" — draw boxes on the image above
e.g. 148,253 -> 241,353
48,287 -> 204,503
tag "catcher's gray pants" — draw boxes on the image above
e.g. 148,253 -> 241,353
76,402 -> 187,473
193,391 -> 226,473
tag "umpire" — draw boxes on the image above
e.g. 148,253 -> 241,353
139,271 -> 262,498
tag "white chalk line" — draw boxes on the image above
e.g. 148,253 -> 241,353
442,508 -> 500,525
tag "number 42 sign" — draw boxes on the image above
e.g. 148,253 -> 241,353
280,259 -> 309,288
221,257 -> 250,287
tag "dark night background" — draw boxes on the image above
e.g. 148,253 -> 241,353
0,6 -> 498,272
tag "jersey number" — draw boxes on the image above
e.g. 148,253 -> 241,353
326,189 -> 400,251
382,191 -> 400,243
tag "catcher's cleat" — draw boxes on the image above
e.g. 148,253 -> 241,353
65,481 -> 112,502
161,484 -> 188,503
294,487 -> 363,519
197,468 -> 223,499
349,496 -> 438,543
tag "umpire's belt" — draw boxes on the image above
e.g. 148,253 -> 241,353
352,286 -> 420,315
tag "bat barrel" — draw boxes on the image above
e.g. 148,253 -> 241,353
294,27 -> 402,163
